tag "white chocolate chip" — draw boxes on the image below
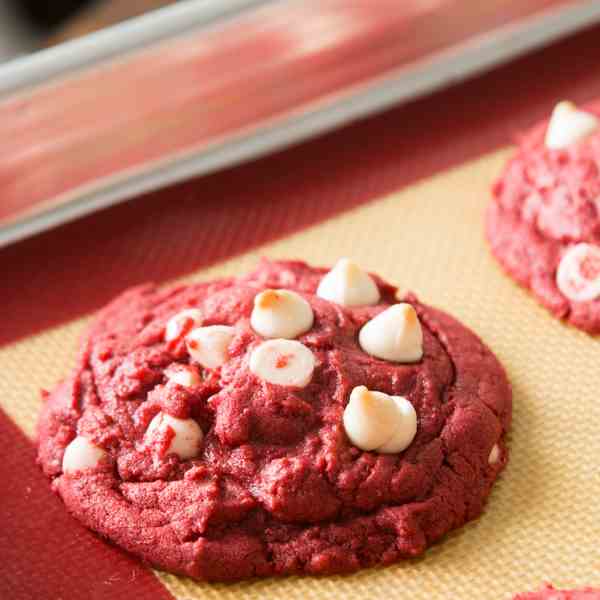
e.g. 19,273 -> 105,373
251,289 -> 314,339
359,303 -> 423,363
165,364 -> 201,387
185,325 -> 235,369
488,443 -> 501,465
545,101 -> 599,149
249,339 -> 315,387
145,412 -> 203,460
343,386 -> 417,454
317,258 -> 380,307
164,309 -> 203,342
343,387 -> 398,450
556,243 -> 600,302
62,436 -> 107,474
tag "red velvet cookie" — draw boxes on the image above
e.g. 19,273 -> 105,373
513,585 -> 600,599
37,259 -> 511,581
486,100 -> 600,334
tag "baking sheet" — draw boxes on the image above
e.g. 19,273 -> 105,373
1,146 -> 598,599
2,0 -> 600,249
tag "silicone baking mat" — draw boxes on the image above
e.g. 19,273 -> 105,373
1,24 -> 600,600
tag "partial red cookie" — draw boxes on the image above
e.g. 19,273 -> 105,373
37,259 -> 511,581
486,100 -> 600,333
513,584 -> 600,599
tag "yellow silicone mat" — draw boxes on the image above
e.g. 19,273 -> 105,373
2,148 -> 599,599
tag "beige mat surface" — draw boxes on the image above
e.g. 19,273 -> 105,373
2,148 -> 598,599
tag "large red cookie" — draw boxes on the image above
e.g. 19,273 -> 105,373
513,585 -> 600,599
486,101 -> 600,333
37,260 -> 511,581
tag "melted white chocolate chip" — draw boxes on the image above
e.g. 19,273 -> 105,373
488,444 -> 501,465
251,289 -> 314,339
359,303 -> 423,363
556,243 -> 600,302
62,436 -> 107,473
145,412 -> 203,460
545,101 -> 599,149
249,339 -> 315,387
164,309 -> 203,342
317,258 -> 380,307
343,386 -> 417,454
185,325 -> 235,369
165,364 -> 201,387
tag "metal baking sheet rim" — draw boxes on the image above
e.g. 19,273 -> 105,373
1,0 -> 600,249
